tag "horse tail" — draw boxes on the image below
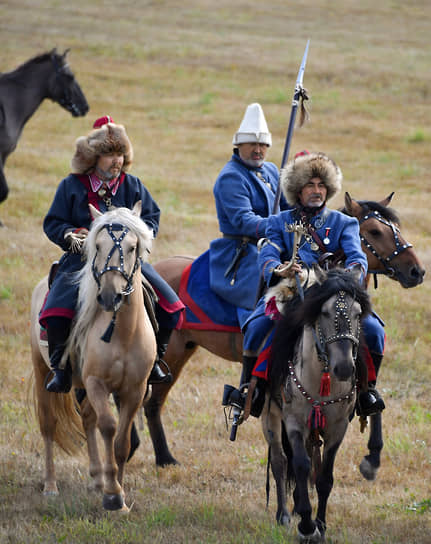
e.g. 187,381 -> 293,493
30,370 -> 85,456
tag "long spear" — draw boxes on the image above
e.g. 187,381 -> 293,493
273,39 -> 310,214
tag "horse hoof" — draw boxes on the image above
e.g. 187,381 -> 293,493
298,526 -> 322,543
103,493 -> 125,511
277,513 -> 291,527
43,483 -> 59,496
359,457 -> 378,481
43,489 -> 59,497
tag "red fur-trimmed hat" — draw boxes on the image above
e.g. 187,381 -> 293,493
71,116 -> 133,174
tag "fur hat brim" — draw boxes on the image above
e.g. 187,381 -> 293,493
280,152 -> 342,206
71,123 -> 133,174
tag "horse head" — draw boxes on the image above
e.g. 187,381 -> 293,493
84,202 -> 152,313
344,192 -> 425,288
310,267 -> 368,382
48,48 -> 89,117
270,267 -> 371,392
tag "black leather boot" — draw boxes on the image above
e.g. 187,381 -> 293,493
222,356 -> 265,417
149,327 -> 173,384
357,382 -> 385,416
45,319 -> 73,393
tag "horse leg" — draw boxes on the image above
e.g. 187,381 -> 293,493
144,330 -> 198,466
79,395 -> 104,492
114,387 -> 145,488
314,441 -> 343,540
84,376 -> 126,511
261,399 -> 290,527
32,346 -> 59,495
359,412 -> 383,481
288,429 -> 319,542
0,161 -> 9,208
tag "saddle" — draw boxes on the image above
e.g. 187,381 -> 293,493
40,261 -> 160,345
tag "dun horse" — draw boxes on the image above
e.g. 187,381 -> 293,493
0,49 -> 89,214
31,203 -> 155,511
144,192 -> 424,473
263,266 -> 371,542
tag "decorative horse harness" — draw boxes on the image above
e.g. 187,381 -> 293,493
91,222 -> 141,343
359,210 -> 412,287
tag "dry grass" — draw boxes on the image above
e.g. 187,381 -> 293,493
0,0 -> 430,542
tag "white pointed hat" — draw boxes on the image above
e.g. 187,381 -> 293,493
232,103 -> 272,147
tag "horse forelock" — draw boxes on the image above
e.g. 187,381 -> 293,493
86,207 -> 153,262
269,269 -> 370,393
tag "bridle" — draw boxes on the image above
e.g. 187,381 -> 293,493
91,222 -> 141,343
315,289 -> 360,367
359,210 -> 412,280
92,223 -> 140,298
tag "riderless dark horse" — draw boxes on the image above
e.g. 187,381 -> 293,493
0,49 -> 89,220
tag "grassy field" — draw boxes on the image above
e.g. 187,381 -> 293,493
0,1 -> 430,542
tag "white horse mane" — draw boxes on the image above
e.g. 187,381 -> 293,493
66,206 -> 153,371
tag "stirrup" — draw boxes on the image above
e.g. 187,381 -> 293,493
357,390 -> 385,417
149,359 -> 173,384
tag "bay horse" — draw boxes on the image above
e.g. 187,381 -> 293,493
143,192 -> 424,473
30,202 -> 156,511
262,266 -> 371,541
0,49 -> 89,214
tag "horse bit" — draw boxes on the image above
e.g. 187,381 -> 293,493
359,210 -> 412,280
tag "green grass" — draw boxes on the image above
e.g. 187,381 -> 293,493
1,1 -> 431,543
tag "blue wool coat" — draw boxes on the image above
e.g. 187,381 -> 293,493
243,206 -> 369,353
259,206 -> 367,286
209,150 -> 289,310
39,172 -> 181,328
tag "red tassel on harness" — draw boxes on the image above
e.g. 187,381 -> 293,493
307,403 -> 326,431
319,371 -> 331,397
265,296 -> 282,321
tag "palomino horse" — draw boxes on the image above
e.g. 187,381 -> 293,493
30,203 -> 156,511
144,192 -> 424,471
0,49 -> 89,213
263,267 -> 371,541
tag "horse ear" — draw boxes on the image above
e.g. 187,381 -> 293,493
132,200 -> 142,216
379,192 -> 394,207
62,48 -> 70,59
89,204 -> 102,220
344,192 -> 362,218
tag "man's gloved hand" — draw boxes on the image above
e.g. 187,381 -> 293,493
64,228 -> 89,253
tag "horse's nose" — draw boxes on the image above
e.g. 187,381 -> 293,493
410,264 -> 425,284
333,361 -> 355,381
97,291 -> 123,312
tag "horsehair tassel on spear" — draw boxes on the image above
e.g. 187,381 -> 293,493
273,39 -> 311,214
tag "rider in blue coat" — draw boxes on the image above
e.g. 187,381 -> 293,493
210,103 -> 289,324
225,151 -> 385,419
40,116 -> 184,393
